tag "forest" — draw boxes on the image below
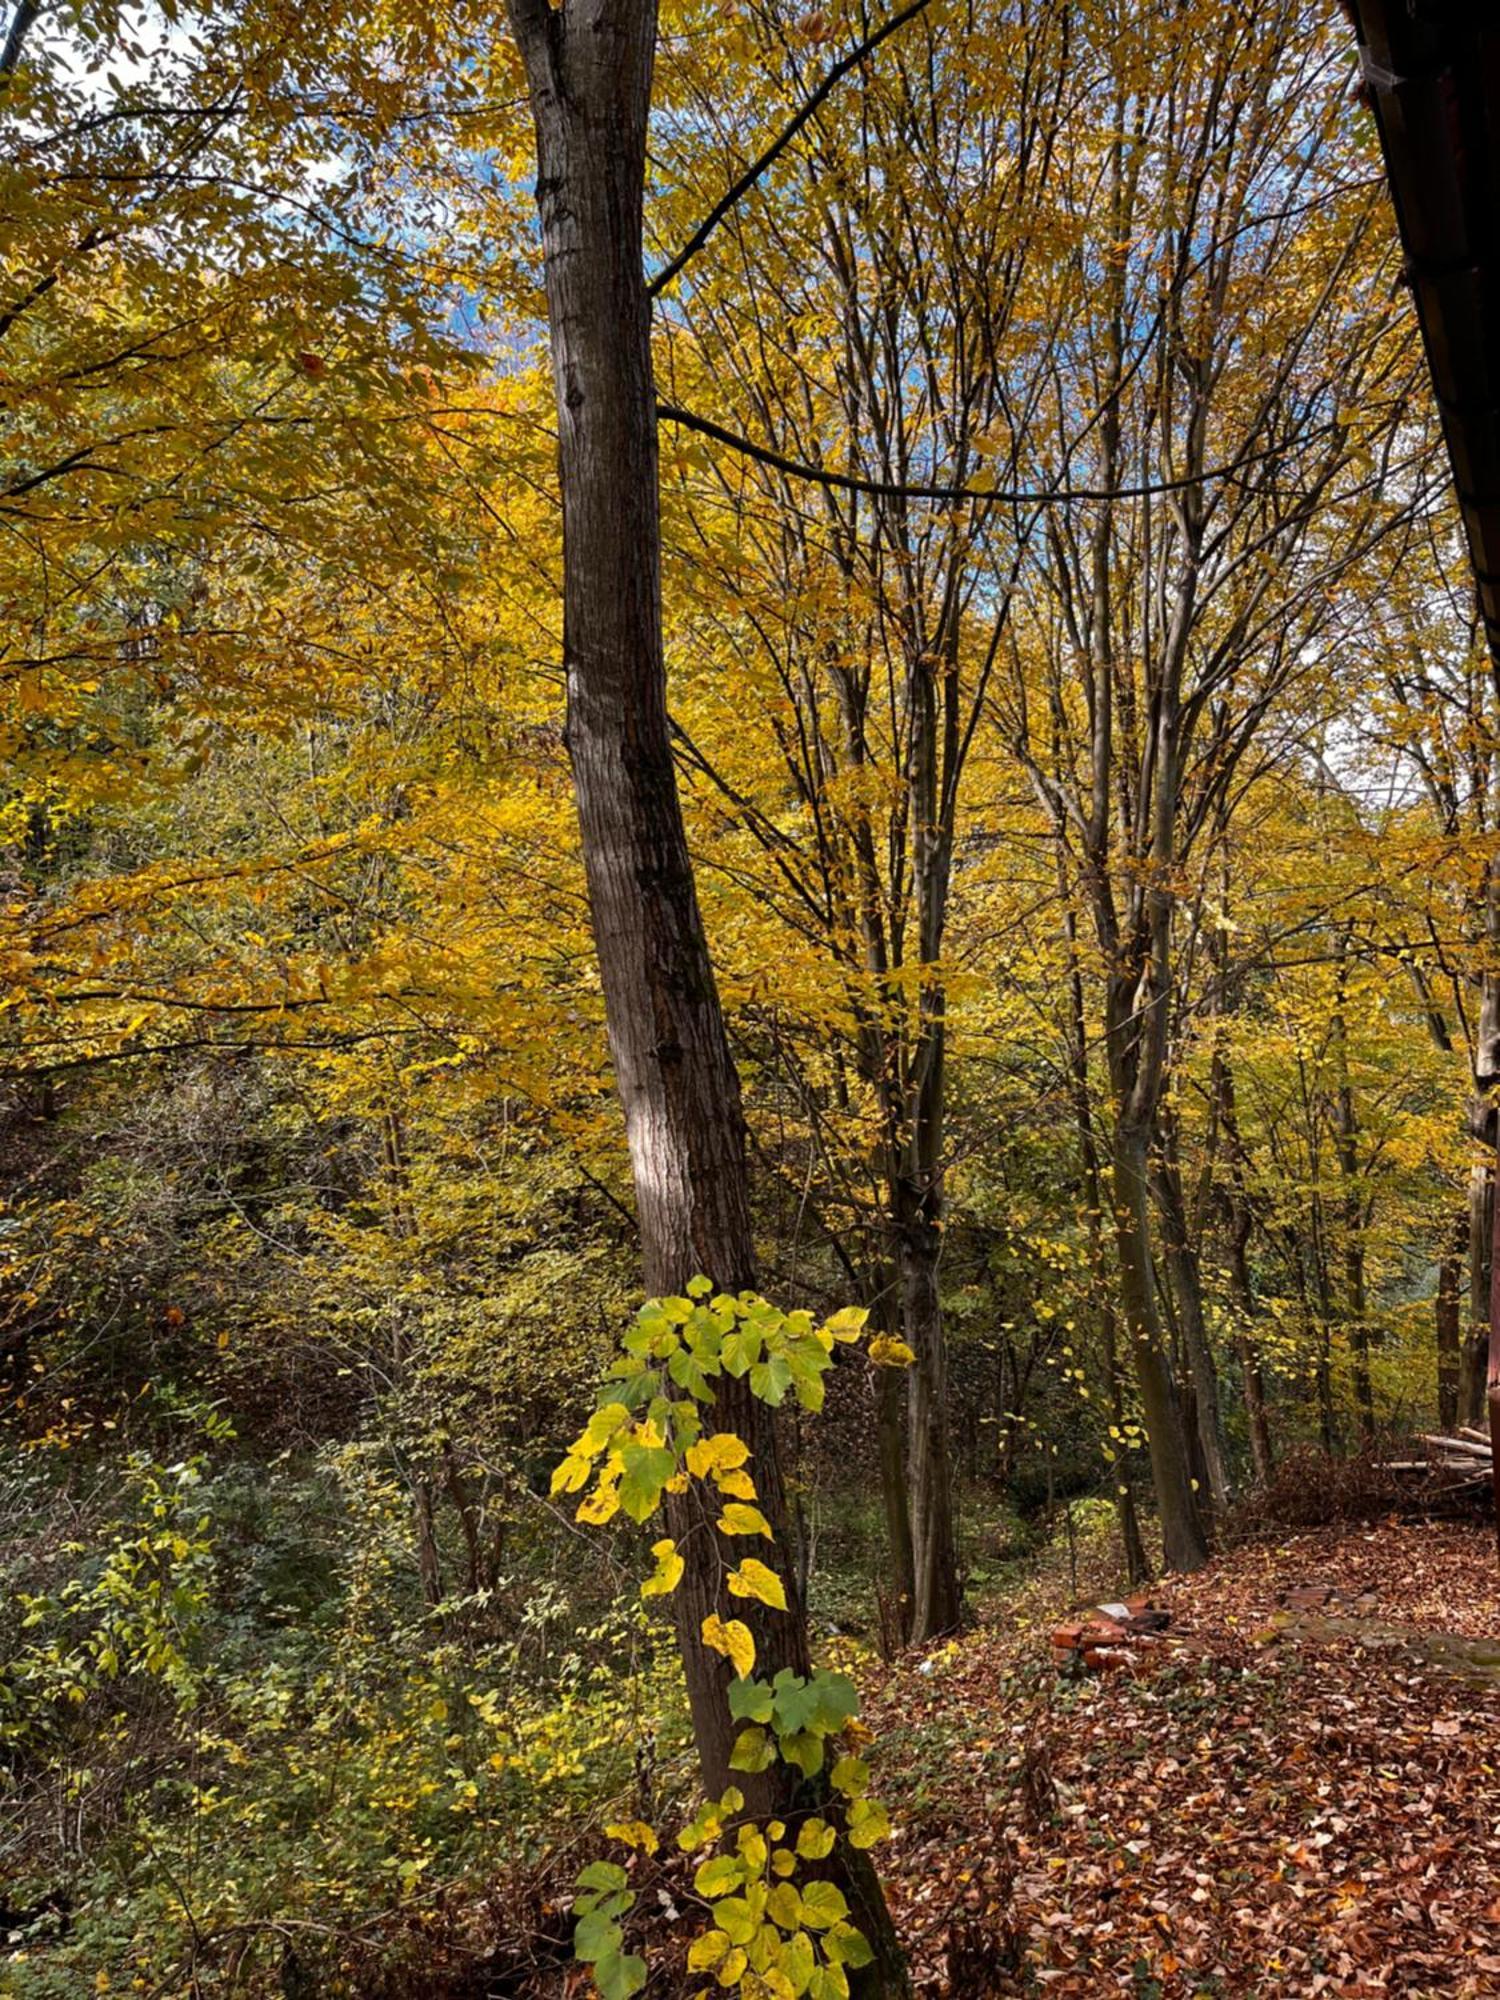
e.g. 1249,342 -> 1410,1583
3,0 -> 1500,1993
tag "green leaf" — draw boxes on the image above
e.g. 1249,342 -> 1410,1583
594,1946 -> 647,2000
778,1727 -> 824,1777
749,1353 -> 793,1404
714,1894 -> 757,1945
782,1928 -> 817,1990
826,1920 -> 874,1969
573,1908 -> 619,1962
807,1671 -> 860,1733
766,1880 -> 802,1931
769,1668 -> 814,1734
668,1346 -> 713,1400
617,1442 -> 675,1522
577,1861 -> 630,1894
727,1675 -> 774,1724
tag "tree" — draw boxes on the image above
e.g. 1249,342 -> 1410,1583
651,0 -> 1073,1641
995,0 -> 1422,1566
502,0 -> 908,1980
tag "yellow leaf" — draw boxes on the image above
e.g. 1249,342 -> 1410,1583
726,1558 -> 787,1612
702,1613 -> 756,1677
688,1929 -> 732,1972
716,1468 -> 758,1500
550,1453 -> 590,1496
606,1818 -> 660,1855
641,1536 -> 685,1597
576,1479 -> 620,1525
868,1334 -> 915,1368
686,1432 -> 751,1480
716,1502 -> 772,1539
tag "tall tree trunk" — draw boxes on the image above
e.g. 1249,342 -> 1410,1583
874,1292 -> 916,1641
1227,1219 -> 1274,1486
1331,989 -> 1375,1437
899,1196 -> 962,1640
1151,1140 -> 1231,1511
505,5 -> 906,1981
1462,1161 -> 1493,1428
1063,895 -> 1149,1583
1437,1212 -> 1465,1433
896,620 -> 963,1644
1216,1049 -> 1274,1485
1306,1196 -> 1339,1455
1111,1120 -> 1210,1572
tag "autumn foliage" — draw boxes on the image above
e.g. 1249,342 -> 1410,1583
3,0 -> 1499,1995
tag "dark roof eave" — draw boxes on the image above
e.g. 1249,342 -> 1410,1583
1352,0 -> 1500,664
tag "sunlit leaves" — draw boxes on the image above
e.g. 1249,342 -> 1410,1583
726,1558 -> 788,1612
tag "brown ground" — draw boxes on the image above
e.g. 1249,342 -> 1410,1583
868,1520 -> 1500,1997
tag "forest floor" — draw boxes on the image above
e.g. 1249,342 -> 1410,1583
867,1517 -> 1500,1998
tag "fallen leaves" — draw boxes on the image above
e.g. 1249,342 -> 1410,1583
864,1519 -> 1500,1996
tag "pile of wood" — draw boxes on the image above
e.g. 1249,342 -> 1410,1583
1387,1428 -> 1494,1497
1050,1595 -> 1171,1675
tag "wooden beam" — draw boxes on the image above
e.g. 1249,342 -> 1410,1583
1349,1 -> 1500,666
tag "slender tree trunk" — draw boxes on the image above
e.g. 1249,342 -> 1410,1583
1216,1047 -> 1274,1486
1111,1121 -> 1210,1571
506,6 -> 907,1980
1102,1299 -> 1150,1585
899,1198 -> 962,1640
1462,1161 -> 1493,1428
1437,1213 -> 1465,1433
1062,896 -> 1149,1583
1152,1147 -> 1231,1511
896,617 -> 963,1644
874,1294 -> 916,1641
414,1483 -> 443,1607
1334,1111 -> 1374,1438
1306,1199 -> 1339,1454
1227,1223 -> 1274,1486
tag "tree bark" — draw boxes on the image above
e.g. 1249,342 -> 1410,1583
1330,985 -> 1375,1438
1437,1213 -> 1465,1433
1217,1050 -> 1274,1486
1462,1161 -> 1493,1429
1151,1138 -> 1231,1511
1111,1120 -> 1210,1572
1227,1225 -> 1274,1487
874,1295 -> 916,1641
899,1198 -> 962,1640
506,3 -> 906,1982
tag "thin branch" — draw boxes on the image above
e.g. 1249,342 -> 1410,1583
648,0 -> 934,299
658,401 -> 1341,505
